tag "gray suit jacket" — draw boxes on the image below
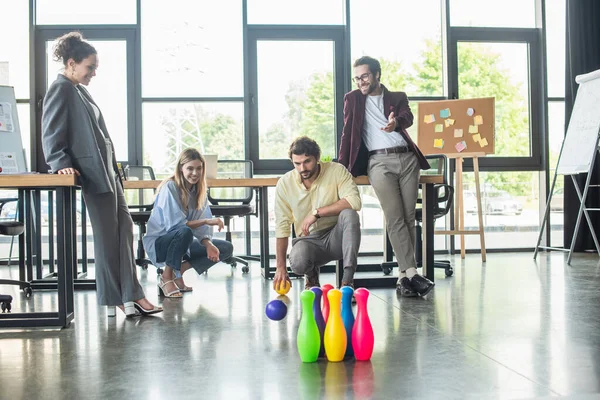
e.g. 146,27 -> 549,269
42,74 -> 118,194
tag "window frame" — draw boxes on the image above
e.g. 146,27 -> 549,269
246,25 -> 346,174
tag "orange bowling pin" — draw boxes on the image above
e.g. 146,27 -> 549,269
323,288 -> 347,362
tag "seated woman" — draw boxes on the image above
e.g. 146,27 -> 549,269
144,148 -> 233,298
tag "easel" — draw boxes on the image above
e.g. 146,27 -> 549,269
534,145 -> 600,264
436,152 -> 487,261
534,68 -> 600,264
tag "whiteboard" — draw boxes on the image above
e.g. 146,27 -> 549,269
0,85 -> 27,173
557,69 -> 600,175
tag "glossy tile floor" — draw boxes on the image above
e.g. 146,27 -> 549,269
1,252 -> 600,400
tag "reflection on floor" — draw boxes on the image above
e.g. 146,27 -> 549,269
1,252 -> 600,399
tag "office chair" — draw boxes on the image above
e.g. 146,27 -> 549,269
0,197 -> 18,266
0,219 -> 33,300
124,165 -> 156,271
207,160 -> 259,274
380,154 -> 454,277
415,154 -> 454,277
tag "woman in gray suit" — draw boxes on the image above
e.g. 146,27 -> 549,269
41,32 -> 162,317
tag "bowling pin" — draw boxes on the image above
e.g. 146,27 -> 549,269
310,287 -> 326,357
352,288 -> 374,361
323,289 -> 347,362
297,290 -> 321,363
321,284 -> 334,323
340,286 -> 355,358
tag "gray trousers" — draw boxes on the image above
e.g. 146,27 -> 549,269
367,152 -> 420,272
83,176 -> 145,306
288,209 -> 361,282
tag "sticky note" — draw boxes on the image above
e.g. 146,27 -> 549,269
472,133 -> 481,143
445,118 -> 455,127
434,124 -> 444,133
454,128 -> 463,138
474,115 -> 483,125
469,125 -> 478,134
455,141 -> 467,152
480,138 -> 488,147
467,108 -> 475,116
433,138 -> 444,149
440,108 -> 451,118
424,114 -> 435,124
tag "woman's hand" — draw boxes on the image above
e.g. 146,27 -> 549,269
207,218 -> 225,232
205,241 -> 220,262
57,167 -> 80,176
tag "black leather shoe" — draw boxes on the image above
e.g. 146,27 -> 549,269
410,274 -> 435,297
396,277 -> 418,297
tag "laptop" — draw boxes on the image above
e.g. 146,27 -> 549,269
204,154 -> 218,179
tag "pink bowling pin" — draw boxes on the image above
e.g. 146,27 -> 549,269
323,289 -> 347,362
321,284 -> 334,323
352,288 -> 374,361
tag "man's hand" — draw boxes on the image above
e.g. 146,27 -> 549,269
273,266 -> 291,292
205,241 -> 220,262
381,111 -> 397,133
58,167 -> 80,176
208,218 -> 225,232
300,214 -> 318,236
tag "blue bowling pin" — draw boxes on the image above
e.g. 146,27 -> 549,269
340,286 -> 355,358
310,287 -> 326,357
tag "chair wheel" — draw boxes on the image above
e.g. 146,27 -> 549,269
1,302 -> 10,313
445,267 -> 454,277
382,266 -> 392,276
156,268 -> 164,276
230,261 -> 237,268
24,287 -> 32,297
242,266 -> 249,273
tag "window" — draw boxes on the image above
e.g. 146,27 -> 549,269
450,0 -> 536,28
141,0 -> 243,98
545,0 -> 566,98
457,42 -> 532,157
256,40 -> 336,159
142,102 -> 244,178
247,0 -> 345,25
459,171 -> 541,249
350,0 -> 444,97
36,0 -> 136,24
0,2 -> 29,99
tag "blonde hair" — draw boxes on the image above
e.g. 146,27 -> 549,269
157,148 -> 207,211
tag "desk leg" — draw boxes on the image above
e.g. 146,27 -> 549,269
18,189 -> 26,283
24,190 -> 34,282
422,183 -> 435,282
56,187 -> 75,327
259,186 -> 271,279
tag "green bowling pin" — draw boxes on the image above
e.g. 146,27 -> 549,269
297,290 -> 321,363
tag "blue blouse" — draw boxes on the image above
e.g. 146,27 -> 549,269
143,180 -> 213,267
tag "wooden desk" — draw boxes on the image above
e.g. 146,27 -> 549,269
0,174 -> 77,328
124,175 -> 444,285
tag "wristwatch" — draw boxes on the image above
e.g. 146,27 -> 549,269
312,209 -> 321,219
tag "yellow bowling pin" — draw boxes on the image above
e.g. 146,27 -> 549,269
323,289 -> 347,362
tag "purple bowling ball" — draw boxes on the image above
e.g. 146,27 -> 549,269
265,299 -> 287,321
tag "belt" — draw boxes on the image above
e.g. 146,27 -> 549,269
368,146 -> 411,157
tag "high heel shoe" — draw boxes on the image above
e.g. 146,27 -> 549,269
123,301 -> 140,317
107,302 -> 140,318
173,277 -> 193,293
134,302 -> 163,316
158,276 -> 182,298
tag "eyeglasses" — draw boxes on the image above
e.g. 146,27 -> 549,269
353,72 -> 371,83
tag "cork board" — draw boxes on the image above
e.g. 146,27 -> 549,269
417,97 -> 495,155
